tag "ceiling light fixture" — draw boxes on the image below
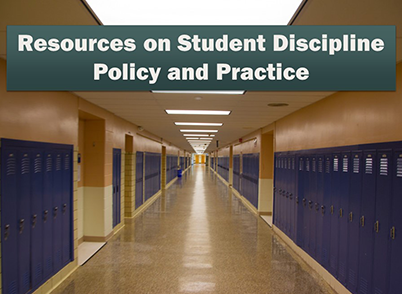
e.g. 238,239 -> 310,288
186,137 -> 199,140
166,110 -> 231,115
268,103 -> 289,107
183,134 -> 209,137
210,135 -> 215,137
153,90 -> 245,95
175,122 -> 223,126
180,129 -> 218,133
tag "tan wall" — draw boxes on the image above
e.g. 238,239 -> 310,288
275,63 -> 402,152
233,130 -> 261,155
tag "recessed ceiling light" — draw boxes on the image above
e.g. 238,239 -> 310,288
186,137 -> 199,140
175,122 -> 223,126
166,110 -> 231,115
183,134 -> 209,137
180,130 -> 218,133
268,103 -> 289,107
153,91 -> 245,95
209,135 -> 215,137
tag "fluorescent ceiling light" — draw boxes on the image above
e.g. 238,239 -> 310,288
183,134 -> 209,137
175,122 -> 223,126
153,90 -> 244,95
180,129 -> 218,133
203,138 -> 213,140
166,110 -> 231,115
186,137 -> 199,140
210,135 -> 215,137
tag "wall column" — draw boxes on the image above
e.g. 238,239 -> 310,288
258,131 -> 274,215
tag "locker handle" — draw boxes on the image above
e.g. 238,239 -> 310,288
390,227 -> 396,240
349,212 -> 353,222
360,216 -> 365,227
308,200 -> 313,209
286,192 -> 289,198
63,204 -> 67,213
315,203 -> 319,212
19,219 -> 25,234
330,205 -> 334,215
321,205 -> 325,216
4,224 -> 10,240
339,209 -> 343,217
302,198 -> 307,206
289,193 -> 293,200
44,210 -> 49,222
54,207 -> 58,218
374,221 -> 379,233
32,214 -> 37,228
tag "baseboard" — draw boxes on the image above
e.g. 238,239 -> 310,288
230,187 -> 259,215
215,172 -> 230,187
84,230 -> 114,242
166,177 -> 178,189
272,225 -> 352,294
259,211 -> 272,216
78,236 -> 84,246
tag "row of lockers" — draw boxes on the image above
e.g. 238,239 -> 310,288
217,156 -> 230,182
274,141 -> 402,294
166,155 -> 178,184
1,139 -> 74,294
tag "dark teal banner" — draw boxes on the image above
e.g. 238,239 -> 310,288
7,25 -> 396,91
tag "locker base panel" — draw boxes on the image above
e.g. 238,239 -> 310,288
125,190 -> 162,219
261,215 -> 273,227
272,225 -> 352,294
166,177 -> 178,189
231,187 -> 259,216
215,171 -> 230,187
113,221 -> 125,235
78,242 -> 106,266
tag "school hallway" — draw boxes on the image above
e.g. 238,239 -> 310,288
52,164 -> 332,294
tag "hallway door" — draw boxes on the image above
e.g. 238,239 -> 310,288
113,149 -> 121,228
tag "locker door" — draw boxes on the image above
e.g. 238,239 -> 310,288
18,149 -> 32,293
316,155 -> 324,264
53,152 -> 63,273
372,150 -> 392,294
43,151 -> 54,279
61,151 -> 72,265
346,151 -> 362,293
290,156 -> 296,241
322,155 -> 332,270
303,157 -> 310,253
286,157 -> 291,236
31,150 -> 44,289
358,151 -> 376,294
1,147 -> 19,294
296,156 -> 305,247
309,156 -> 317,258
329,153 -> 341,278
273,155 -> 278,226
113,149 -> 121,227
389,150 -> 402,294
338,152 -> 351,285
135,152 -> 144,208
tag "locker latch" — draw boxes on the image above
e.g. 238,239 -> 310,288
289,193 -> 293,200
32,214 -> 37,228
309,200 -> 313,209
374,221 -> 379,233
286,192 -> 289,198
63,204 -> 67,214
349,212 -> 353,222
54,207 -> 58,218
321,205 -> 325,216
330,205 -> 334,214
360,216 -> 365,227
302,198 -> 307,207
19,219 -> 25,234
44,210 -> 49,222
390,226 -> 396,240
315,203 -> 319,212
339,209 -> 343,217
4,224 -> 10,240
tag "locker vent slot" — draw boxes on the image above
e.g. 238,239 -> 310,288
56,156 -> 62,171
365,158 -> 373,174
380,158 -> 388,176
306,160 -> 310,172
8,280 -> 17,294
339,261 -> 346,279
21,157 -> 30,174
284,159 -> 287,169
23,270 -> 30,290
288,158 -> 291,169
6,156 -> 16,176
397,158 -> 402,177
35,263 -> 42,283
325,159 -> 330,173
353,157 -> 360,173
333,158 -> 339,172
46,157 -> 52,172
64,155 -> 70,170
374,287 -> 383,294
342,157 -> 348,173
34,157 -> 42,174
292,158 -> 295,170
46,256 -> 52,273
318,159 -> 323,173
312,160 -> 316,172
359,278 -> 369,294
348,269 -> 357,287
299,160 -> 303,171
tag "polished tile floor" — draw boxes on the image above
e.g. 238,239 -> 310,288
53,165 -> 334,294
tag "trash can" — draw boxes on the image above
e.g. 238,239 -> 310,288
177,169 -> 182,177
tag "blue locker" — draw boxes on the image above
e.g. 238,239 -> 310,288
43,151 -> 54,280
322,155 -> 332,269
358,150 -> 376,294
1,148 -> 20,294
296,156 -> 305,247
329,153 -> 341,278
290,156 -> 296,241
309,156 -> 317,258
372,150 -> 392,294
347,151 -> 362,293
113,149 -> 121,227
135,152 -> 144,209
273,155 -> 278,227
302,156 -> 310,253
31,150 -> 44,289
389,150 -> 402,294
53,152 -> 63,273
338,152 -> 351,285
62,151 -> 73,266
316,155 -> 324,264
285,156 -> 290,236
